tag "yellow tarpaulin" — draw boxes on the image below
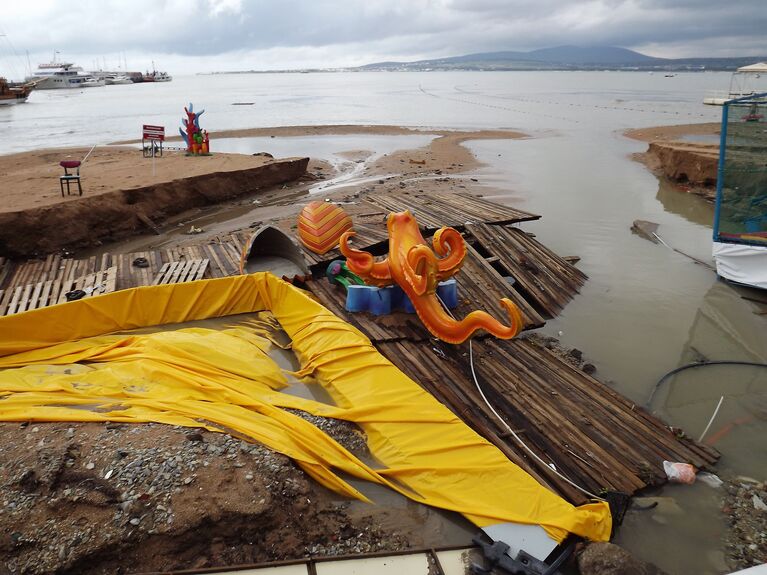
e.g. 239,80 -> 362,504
0,273 -> 611,543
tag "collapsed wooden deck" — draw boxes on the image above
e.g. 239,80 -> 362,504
0,191 -> 719,508
377,338 -> 718,506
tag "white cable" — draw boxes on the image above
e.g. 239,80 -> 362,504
81,143 -> 98,163
467,338 -> 607,502
698,395 -> 724,443
436,294 -> 606,502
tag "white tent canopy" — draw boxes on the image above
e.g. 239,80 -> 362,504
736,62 -> 767,73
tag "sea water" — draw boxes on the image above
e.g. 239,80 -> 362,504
3,70 -> 766,574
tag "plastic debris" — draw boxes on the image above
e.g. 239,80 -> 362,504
697,472 -> 724,488
663,460 -> 696,484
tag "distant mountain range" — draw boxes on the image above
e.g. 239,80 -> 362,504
359,46 -> 766,72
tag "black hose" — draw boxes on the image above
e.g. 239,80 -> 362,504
647,360 -> 767,407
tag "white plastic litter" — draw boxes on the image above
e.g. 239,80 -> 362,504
663,460 -> 696,484
697,472 -> 724,488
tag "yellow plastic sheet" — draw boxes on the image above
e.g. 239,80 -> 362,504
0,273 -> 611,542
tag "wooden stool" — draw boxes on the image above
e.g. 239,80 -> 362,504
60,160 -> 82,197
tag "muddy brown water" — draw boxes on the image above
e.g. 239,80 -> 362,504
7,71 -> 766,573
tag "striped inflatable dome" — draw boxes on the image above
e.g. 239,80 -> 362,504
297,201 -> 354,254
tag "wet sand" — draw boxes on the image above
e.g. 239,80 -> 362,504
0,126 -> 527,257
0,147 -> 283,213
625,123 -> 720,200
624,122 -> 719,143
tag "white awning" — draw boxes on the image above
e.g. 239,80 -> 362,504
736,62 -> 767,73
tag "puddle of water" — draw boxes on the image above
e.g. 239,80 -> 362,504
614,482 -> 729,575
213,134 -> 434,194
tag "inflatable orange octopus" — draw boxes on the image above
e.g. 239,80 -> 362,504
339,210 -> 525,344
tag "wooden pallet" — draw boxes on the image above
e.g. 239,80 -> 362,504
55,267 -> 118,305
152,259 -> 210,285
0,266 -> 117,315
364,190 -> 540,230
376,337 -> 720,505
466,223 -> 587,319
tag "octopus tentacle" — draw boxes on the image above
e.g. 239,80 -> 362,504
339,231 -> 392,286
341,210 -> 524,344
432,227 -> 466,280
403,245 -> 438,297
410,294 -> 525,345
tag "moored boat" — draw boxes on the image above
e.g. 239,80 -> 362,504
27,61 -> 89,90
104,74 -> 133,85
142,70 -> 172,82
81,76 -> 105,88
0,77 -> 34,105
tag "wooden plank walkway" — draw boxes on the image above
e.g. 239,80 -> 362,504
0,267 -> 118,315
365,191 -> 540,230
153,259 -> 210,285
377,337 -> 719,505
55,267 -> 118,305
0,189 -> 722,506
466,223 -> 588,319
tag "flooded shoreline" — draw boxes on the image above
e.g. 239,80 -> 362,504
2,71 -> 765,573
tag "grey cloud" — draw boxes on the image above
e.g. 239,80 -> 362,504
2,0 -> 766,71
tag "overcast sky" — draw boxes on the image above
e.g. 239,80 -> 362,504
1,0 -> 766,78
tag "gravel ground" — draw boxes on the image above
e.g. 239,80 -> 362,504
0,416 -> 415,575
722,476 -> 767,571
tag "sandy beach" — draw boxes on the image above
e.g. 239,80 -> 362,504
0,126 -> 526,257
0,147 -> 284,213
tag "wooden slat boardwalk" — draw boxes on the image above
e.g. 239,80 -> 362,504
466,223 -> 587,318
377,337 -> 719,505
153,259 -> 210,285
365,190 -> 540,230
0,267 -> 118,315
0,189 -> 720,506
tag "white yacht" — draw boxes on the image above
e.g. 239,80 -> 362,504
104,74 -> 133,85
27,61 -> 90,90
81,76 -> 106,88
